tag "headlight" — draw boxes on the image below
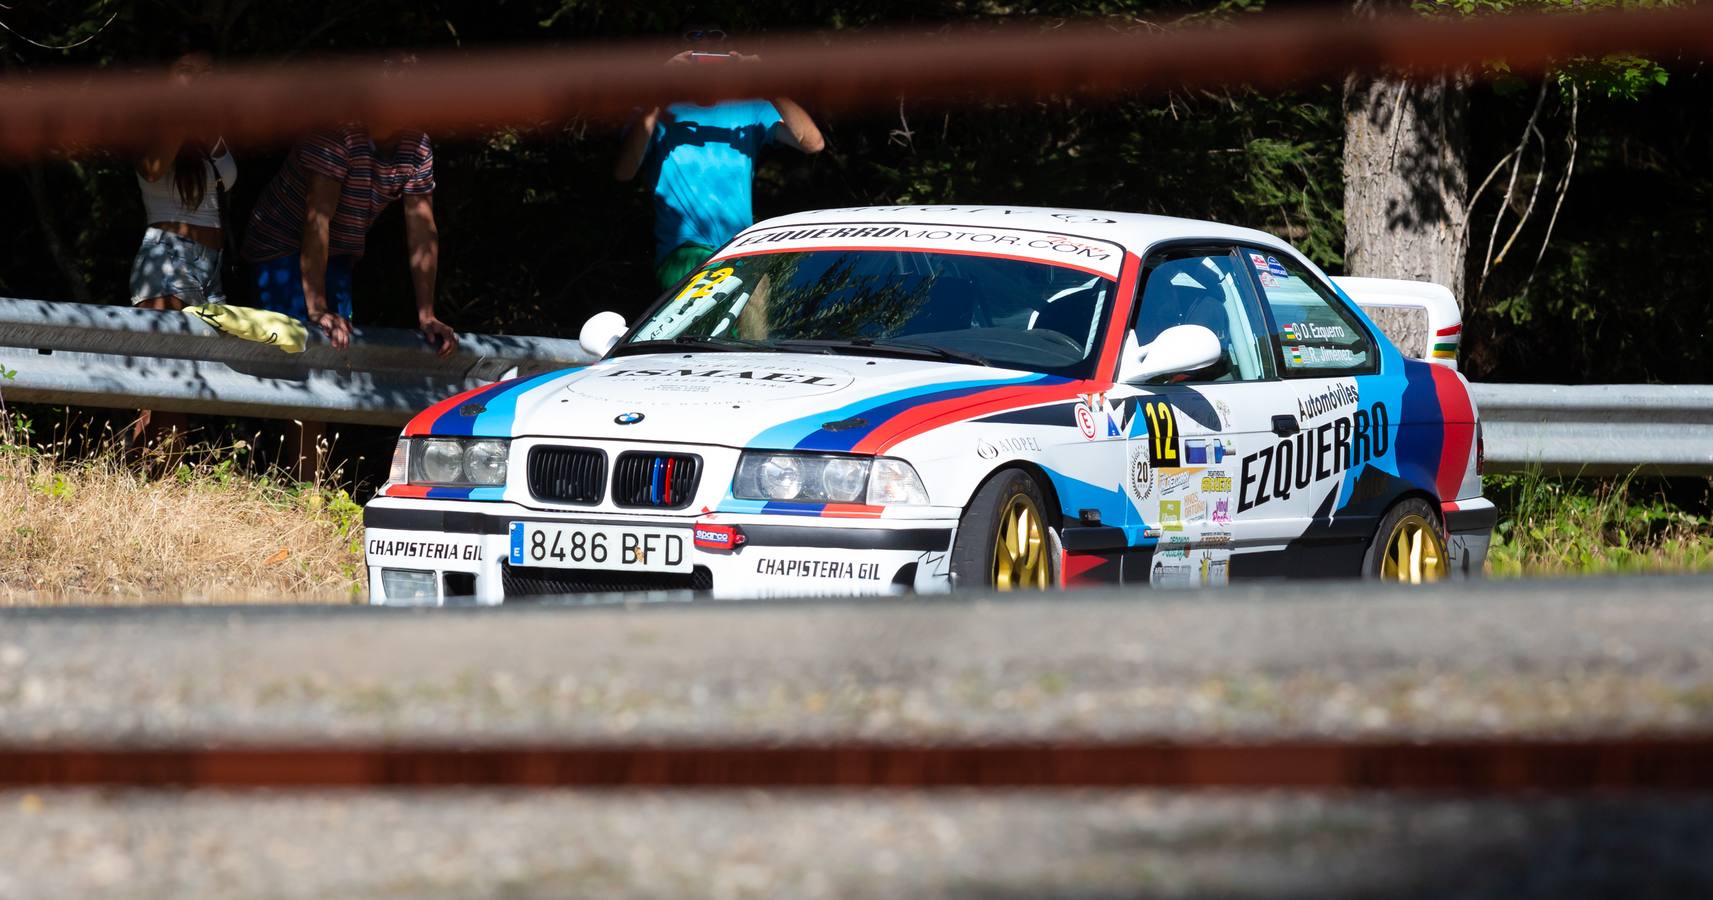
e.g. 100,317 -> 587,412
733,452 -> 928,505
408,438 -> 511,486
759,455 -> 804,499
822,457 -> 869,500
463,440 -> 509,484
420,440 -> 465,483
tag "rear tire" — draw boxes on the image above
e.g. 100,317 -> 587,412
1364,497 -> 1449,583
950,469 -> 1058,591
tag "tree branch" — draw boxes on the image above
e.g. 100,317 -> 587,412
1522,84 -> 1579,300
1478,80 -> 1549,298
1492,122 -> 1547,268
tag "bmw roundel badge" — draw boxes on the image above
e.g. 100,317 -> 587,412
614,412 -> 645,425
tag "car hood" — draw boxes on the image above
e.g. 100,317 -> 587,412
437,352 -> 1061,449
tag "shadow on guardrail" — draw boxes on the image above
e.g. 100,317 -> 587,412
0,296 -> 596,426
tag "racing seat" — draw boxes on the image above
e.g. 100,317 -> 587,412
1135,275 -> 1235,381
1179,292 -> 1237,382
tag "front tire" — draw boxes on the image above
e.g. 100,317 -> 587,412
1365,497 -> 1449,583
951,469 -> 1058,590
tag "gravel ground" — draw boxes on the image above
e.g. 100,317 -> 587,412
2,576 -> 1712,742
2,788 -> 1710,899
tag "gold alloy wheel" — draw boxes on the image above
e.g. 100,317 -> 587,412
1379,513 -> 1448,584
993,492 -> 1050,590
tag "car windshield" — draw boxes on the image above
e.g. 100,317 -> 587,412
619,249 -> 1118,377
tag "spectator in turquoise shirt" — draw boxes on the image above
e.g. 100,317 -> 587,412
615,29 -> 825,289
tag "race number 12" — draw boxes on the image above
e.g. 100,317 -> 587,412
1144,400 -> 1179,467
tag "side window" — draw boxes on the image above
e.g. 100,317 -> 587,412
1243,249 -> 1377,377
1132,246 -> 1276,382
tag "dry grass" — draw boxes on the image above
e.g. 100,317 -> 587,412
0,434 -> 366,605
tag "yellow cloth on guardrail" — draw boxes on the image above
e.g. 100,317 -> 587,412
183,303 -> 307,354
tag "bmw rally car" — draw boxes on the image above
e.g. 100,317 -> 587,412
363,206 -> 1493,604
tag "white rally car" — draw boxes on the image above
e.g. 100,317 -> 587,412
363,206 -> 1493,604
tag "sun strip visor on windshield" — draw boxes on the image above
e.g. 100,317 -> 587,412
711,223 -> 1126,281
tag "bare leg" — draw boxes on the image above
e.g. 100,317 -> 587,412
130,296 -> 191,450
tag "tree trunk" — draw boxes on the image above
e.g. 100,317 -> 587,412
1342,72 -> 1471,306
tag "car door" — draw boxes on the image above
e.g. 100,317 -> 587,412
1235,245 -> 1388,575
1118,244 -> 1285,586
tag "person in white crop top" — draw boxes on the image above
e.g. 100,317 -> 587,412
127,42 -> 238,449
128,46 -> 236,312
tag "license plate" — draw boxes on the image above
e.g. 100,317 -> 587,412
508,522 -> 691,572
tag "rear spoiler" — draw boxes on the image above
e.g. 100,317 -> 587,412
1331,276 -> 1462,370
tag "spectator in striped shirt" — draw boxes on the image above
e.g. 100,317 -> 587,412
241,122 -> 457,357
242,91 -> 458,476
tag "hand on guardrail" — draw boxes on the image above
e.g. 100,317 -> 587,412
312,311 -> 352,350
420,316 -> 458,358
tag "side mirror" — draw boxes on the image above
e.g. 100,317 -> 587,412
578,311 -> 627,358
1131,324 -> 1221,382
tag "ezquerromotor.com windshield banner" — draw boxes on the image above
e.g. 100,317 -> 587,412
713,223 -> 1126,281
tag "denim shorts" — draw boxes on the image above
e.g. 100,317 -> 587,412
129,227 -> 224,305
250,254 -> 356,322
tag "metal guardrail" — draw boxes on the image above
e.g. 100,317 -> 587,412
1469,383 -> 1713,476
0,297 -> 1708,474
0,297 -> 595,426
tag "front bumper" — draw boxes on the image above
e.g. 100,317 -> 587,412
1443,497 -> 1498,577
363,498 -> 957,605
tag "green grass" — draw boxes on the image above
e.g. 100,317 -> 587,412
1486,469 -> 1713,577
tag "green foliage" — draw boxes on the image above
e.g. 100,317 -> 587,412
1418,1 -> 1672,99
1236,133 -> 1344,267
33,472 -> 75,500
1486,469 -> 1713,576
1556,55 -> 1669,101
1,410 -> 34,446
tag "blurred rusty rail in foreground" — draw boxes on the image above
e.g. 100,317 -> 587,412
5,5 -> 1713,159
6,737 -> 1713,790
